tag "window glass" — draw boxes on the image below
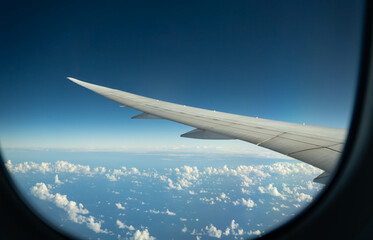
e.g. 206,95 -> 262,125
1,1 -> 364,239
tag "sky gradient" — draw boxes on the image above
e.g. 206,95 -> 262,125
0,1 -> 365,152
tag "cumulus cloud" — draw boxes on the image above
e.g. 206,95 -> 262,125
116,220 -> 135,230
10,159 -> 323,239
241,198 -> 255,208
200,197 -> 215,205
223,227 -> 230,236
148,209 -> 160,214
132,229 -> 155,240
295,192 -> 313,202
248,230 -> 262,236
231,220 -> 239,232
31,183 -> 108,234
258,184 -> 286,200
205,224 -> 222,238
220,192 -> 229,199
115,203 -> 126,210
54,174 -> 63,185
166,209 -> 176,216
7,160 -> 94,175
105,167 -> 142,182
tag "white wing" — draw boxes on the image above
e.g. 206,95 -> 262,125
68,77 -> 347,183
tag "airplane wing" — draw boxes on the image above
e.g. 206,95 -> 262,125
68,77 -> 347,184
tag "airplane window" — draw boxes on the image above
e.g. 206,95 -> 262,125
0,1 -> 365,239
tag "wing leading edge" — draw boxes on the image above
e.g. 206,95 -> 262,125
68,77 -> 347,183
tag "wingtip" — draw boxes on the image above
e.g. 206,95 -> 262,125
67,77 -> 79,82
67,77 -> 85,86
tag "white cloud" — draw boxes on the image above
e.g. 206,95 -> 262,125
148,209 -> 160,214
231,220 -> 239,232
205,224 -> 222,238
106,174 -> 118,181
258,184 -> 286,200
115,203 -> 126,210
30,183 -> 108,234
94,166 -> 106,174
295,192 -> 313,202
54,175 -> 63,185
241,198 -> 255,208
223,228 -> 230,236
86,216 -> 106,234
220,192 -> 229,199
232,200 -> 240,206
5,160 -> 13,172
10,159 -> 323,239
7,160 -> 95,175
200,197 -> 215,205
116,220 -> 135,231
132,229 -> 155,240
248,230 -> 262,236
306,181 -> 314,190
166,209 -> 176,216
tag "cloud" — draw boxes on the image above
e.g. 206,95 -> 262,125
248,230 -> 262,236
7,160 -> 94,175
205,224 -> 222,238
232,200 -> 240,206
295,192 -> 313,202
132,229 -> 155,240
116,220 -> 135,231
105,167 -> 142,181
223,228 -> 230,236
86,216 -> 107,234
106,174 -> 118,181
31,183 -> 108,234
268,162 -> 322,176
306,181 -> 314,190
200,197 -> 215,205
258,184 -> 286,200
148,209 -> 160,214
220,192 -> 229,199
166,209 -> 176,216
241,198 -> 255,208
54,175 -> 63,185
231,219 -> 239,232
115,203 -> 126,210
11,159 -> 323,239
93,167 -> 106,174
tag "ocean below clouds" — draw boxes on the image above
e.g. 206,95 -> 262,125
3,151 -> 323,240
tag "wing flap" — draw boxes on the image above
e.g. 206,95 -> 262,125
132,113 -> 163,119
181,128 -> 235,139
313,171 -> 331,184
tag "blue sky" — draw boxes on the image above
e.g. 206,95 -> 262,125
0,1 -> 365,151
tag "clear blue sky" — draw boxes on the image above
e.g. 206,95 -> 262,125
0,1 -> 365,151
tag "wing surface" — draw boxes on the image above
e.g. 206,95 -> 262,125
68,77 -> 347,177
